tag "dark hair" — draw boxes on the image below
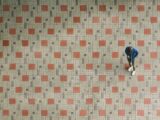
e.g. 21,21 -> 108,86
125,46 -> 132,55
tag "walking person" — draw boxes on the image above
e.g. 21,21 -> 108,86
125,46 -> 138,75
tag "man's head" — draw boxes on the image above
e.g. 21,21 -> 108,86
125,46 -> 132,55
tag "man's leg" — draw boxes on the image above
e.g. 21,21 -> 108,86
127,57 -> 131,66
132,59 -> 135,71
131,59 -> 136,75
127,57 -> 133,71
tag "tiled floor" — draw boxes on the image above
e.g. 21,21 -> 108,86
1,0 -> 160,120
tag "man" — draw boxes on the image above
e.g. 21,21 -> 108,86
125,46 -> 138,75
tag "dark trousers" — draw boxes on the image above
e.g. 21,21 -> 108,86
127,57 -> 135,71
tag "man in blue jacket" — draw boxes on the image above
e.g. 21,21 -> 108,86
125,46 -> 138,75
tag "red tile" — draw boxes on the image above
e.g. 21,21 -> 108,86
54,87 -> 61,93
60,5 -> 68,11
9,28 -> 16,35
137,75 -> 144,81
80,40 -> 86,47
35,86 -> 42,93
3,40 -> 9,46
22,75 -> 29,81
92,52 -> 100,58
28,28 -> 35,34
67,28 -> 74,35
79,75 -> 87,81
105,63 -> 112,70
137,5 -> 144,11
16,52 -> 22,58
60,75 -> 67,81
3,4 -> 10,11
150,16 -> 157,23
67,98 -> 74,104
131,86 -> 138,93
137,110 -> 144,116
112,16 -> 119,23
99,5 -> 106,11
86,98 -> 93,104
54,52 -> 61,58
15,87 -> 22,93
150,52 -> 157,59
119,5 -> 125,11
99,109 -> 106,116
0,52 -> 3,58
54,16 -> 61,23
73,52 -> 80,58
99,40 -> 106,46
150,86 -> 157,93
3,109 -> 9,116
131,16 -> 138,23
0,16 -> 3,23
41,75 -> 48,81
16,16 -> 23,23
48,28 -> 54,34
47,64 -> 55,70
60,110 -> 67,116
73,16 -> 80,23
92,86 -> 100,93
118,40 -> 125,46
60,40 -> 67,46
41,40 -> 48,46
144,98 -> 151,104
48,98 -> 55,104
79,109 -> 87,116
99,75 -> 106,81
35,16 -> 42,23
112,86 -> 118,93
157,109 -> 160,116
9,98 -> 16,104
86,28 -> 93,35
92,16 -> 100,23
124,98 -> 131,105
73,87 -> 80,93
157,4 -> 160,11
144,28 -> 151,35
157,75 -> 160,81
2,75 -> 10,81
41,5 -> 48,11
118,109 -> 125,116
22,110 -> 29,116
28,98 -> 35,104
9,63 -> 16,70
112,52 -> 119,58
22,5 -> 29,11
41,110 -> 48,116
144,64 -> 151,70
0,87 -> 3,93
137,40 -> 144,46
22,40 -> 29,47
67,64 -> 74,70
28,64 -> 35,70
105,28 -> 112,35
86,64 -> 93,70
125,28 -> 132,34
157,40 -> 160,46
80,5 -> 87,11
105,98 -> 112,104
34,52 -> 42,58
118,75 -> 125,81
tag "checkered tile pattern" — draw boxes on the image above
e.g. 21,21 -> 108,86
1,0 -> 160,120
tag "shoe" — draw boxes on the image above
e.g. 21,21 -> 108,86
128,66 -> 133,72
132,71 -> 136,76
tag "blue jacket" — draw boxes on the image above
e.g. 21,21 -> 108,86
125,47 -> 138,62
